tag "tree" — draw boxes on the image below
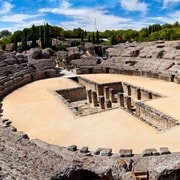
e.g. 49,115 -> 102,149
96,30 -> 99,44
44,23 -> 51,48
139,28 -> 149,38
0,37 -> 11,50
13,38 -> 18,52
110,35 -> 116,45
51,26 -> 63,38
0,30 -> 11,38
81,30 -> 84,42
173,21 -> 180,27
92,33 -> 95,44
162,23 -> 172,29
115,33 -> 122,44
73,28 -> 84,38
10,30 -> 23,43
63,30 -> 73,38
40,25 -> 45,48
31,24 -> 37,48
122,29 -> 138,42
149,31 -> 160,41
159,28 -> 178,40
21,28 -> 28,52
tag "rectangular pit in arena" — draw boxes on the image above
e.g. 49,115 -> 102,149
56,76 -> 179,131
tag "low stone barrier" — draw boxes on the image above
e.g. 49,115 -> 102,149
65,141 -> 172,158
135,101 -> 179,131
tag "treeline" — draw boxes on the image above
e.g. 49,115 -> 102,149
0,23 -> 58,52
102,22 -> 180,45
0,21 -> 179,52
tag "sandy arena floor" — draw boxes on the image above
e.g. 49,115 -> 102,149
2,74 -> 180,153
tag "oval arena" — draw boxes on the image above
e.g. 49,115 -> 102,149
2,73 -> 180,153
1,41 -> 180,154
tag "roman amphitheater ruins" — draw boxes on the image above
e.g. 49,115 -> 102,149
0,41 -> 180,179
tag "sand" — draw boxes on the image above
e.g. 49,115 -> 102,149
2,74 -> 180,153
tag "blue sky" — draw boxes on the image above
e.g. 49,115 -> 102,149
0,0 -> 179,32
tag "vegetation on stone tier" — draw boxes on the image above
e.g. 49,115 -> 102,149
0,22 -> 179,52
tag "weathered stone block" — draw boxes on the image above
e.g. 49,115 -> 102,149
142,149 -> 153,157
80,146 -> 89,153
67,145 -> 77,152
100,148 -> 112,156
2,119 -> 12,126
94,148 -> 103,155
119,149 -> 133,157
160,147 -> 171,155
142,148 -> 160,157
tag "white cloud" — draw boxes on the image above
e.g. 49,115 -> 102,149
0,2 -> 13,14
61,0 -> 71,8
163,0 -> 180,8
119,0 -> 149,13
0,0 -> 178,32
0,14 -> 42,23
39,1 -> 131,31
143,10 -> 180,25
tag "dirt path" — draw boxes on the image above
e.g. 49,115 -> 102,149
2,74 -> 180,153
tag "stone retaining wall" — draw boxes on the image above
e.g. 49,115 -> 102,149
122,82 -> 163,101
76,67 -> 180,85
56,86 -> 87,102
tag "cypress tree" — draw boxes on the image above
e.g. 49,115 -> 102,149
14,37 -> 18,52
96,30 -> 99,44
31,24 -> 36,48
44,23 -> 51,48
81,30 -> 84,42
92,33 -> 95,44
22,28 -> 28,51
40,25 -> 45,48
